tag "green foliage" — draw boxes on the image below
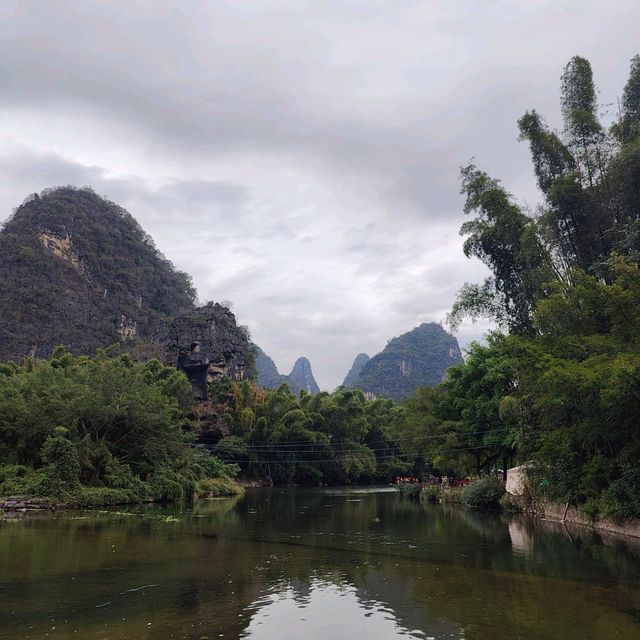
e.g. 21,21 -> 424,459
421,486 -> 440,503
432,54 -> 640,521
0,186 -> 196,362
41,433 -> 81,491
208,379 -> 405,486
149,469 -> 189,502
397,483 -> 422,500
67,487 -> 146,508
195,477 -> 244,497
393,338 -> 518,478
499,493 -> 522,514
0,350 -> 236,506
461,477 -> 505,510
452,55 -> 640,332
450,164 -> 554,334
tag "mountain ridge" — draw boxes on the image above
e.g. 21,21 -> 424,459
254,346 -> 321,395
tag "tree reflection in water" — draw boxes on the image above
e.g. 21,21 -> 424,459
1,487 -> 640,640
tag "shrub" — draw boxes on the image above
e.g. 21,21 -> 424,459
196,477 -> 244,498
499,493 -> 522,514
192,450 -> 240,479
41,433 -> 81,490
0,465 -> 38,496
441,489 -> 462,504
397,483 -> 422,500
149,473 -> 186,502
0,464 -> 28,484
421,486 -> 440,503
461,477 -> 505,510
103,458 -> 147,499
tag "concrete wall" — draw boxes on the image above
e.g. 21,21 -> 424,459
505,464 -> 640,539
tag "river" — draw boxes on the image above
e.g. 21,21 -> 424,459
1,486 -> 640,639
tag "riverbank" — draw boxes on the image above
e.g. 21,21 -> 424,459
0,496 -> 57,512
0,477 -> 244,512
513,495 -> 640,540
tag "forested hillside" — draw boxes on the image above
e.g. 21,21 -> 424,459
342,353 -> 370,387
351,323 -> 462,400
0,187 -> 196,361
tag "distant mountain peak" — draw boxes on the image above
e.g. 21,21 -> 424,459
342,353 -> 370,387
347,323 -> 462,401
288,357 -> 320,395
254,346 -> 320,395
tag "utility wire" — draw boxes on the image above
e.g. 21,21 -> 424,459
217,443 -> 514,464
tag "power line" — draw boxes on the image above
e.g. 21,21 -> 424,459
213,426 -> 515,453
216,443 -> 513,464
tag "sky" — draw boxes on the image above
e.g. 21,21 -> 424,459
0,1 -> 638,389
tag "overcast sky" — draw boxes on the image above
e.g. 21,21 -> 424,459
1,1 -> 638,389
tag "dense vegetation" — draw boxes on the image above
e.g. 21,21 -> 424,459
394,55 -> 640,520
351,323 -> 463,400
208,378 -> 410,485
0,348 -> 240,505
0,186 -> 196,361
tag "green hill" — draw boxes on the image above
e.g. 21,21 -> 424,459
0,186 -> 196,361
351,323 -> 462,400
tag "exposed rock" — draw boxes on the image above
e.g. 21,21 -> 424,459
118,315 -> 138,339
157,302 -> 252,400
38,231 -> 83,272
342,353 -> 370,387
288,357 -> 320,395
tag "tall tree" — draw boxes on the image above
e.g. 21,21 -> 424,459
449,165 -> 554,334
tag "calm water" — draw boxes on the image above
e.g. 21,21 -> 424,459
2,487 -> 640,640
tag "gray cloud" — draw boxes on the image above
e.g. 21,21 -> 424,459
1,1 -> 639,387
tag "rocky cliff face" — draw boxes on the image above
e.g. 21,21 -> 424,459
342,353 -> 370,387
155,303 -> 252,400
349,323 -> 463,401
254,346 -> 320,395
288,357 -> 320,395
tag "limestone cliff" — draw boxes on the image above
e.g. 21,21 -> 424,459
156,302 -> 252,399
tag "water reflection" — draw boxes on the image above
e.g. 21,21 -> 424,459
1,487 -> 640,640
242,578 -> 455,639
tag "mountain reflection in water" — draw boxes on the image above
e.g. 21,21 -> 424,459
1,487 -> 640,640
